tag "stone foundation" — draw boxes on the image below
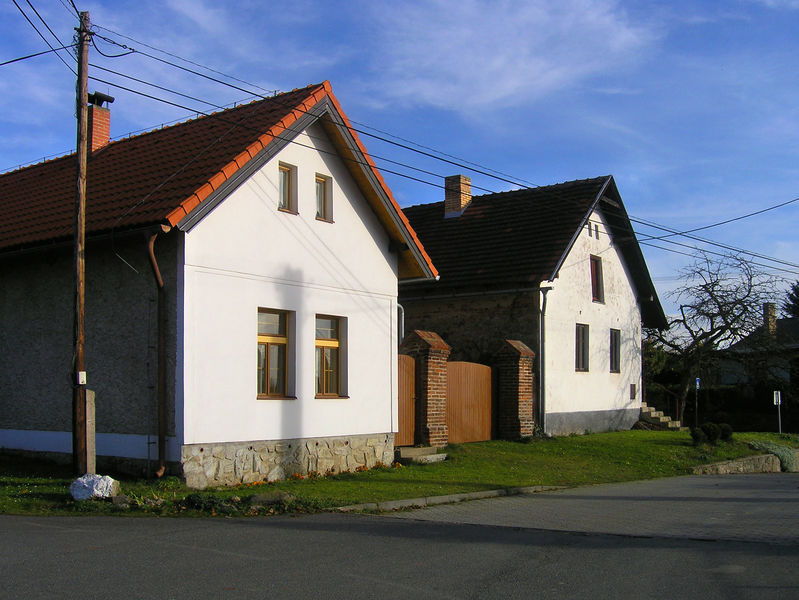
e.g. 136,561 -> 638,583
181,433 -> 395,489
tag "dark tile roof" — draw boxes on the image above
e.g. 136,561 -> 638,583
0,81 -> 436,279
403,176 -> 608,287
401,175 -> 667,329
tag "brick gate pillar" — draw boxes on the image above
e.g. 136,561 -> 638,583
493,340 -> 535,439
399,330 -> 451,447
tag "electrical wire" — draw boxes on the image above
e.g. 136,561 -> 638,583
10,20 -> 798,275
637,195 -> 799,243
11,0 -> 76,74
92,32 -> 530,189
631,216 -> 799,270
89,26 -> 799,264
0,44 -> 76,67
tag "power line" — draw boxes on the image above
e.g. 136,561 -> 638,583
640,240 -> 798,278
91,22 -> 535,187
10,19 -> 797,274
92,31 -> 530,189
11,0 -> 76,74
88,26 -> 799,265
92,25 -> 279,96
0,43 -> 76,67
638,195 -> 799,243
631,216 -> 799,270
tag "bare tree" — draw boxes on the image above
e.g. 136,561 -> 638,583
644,252 -> 779,421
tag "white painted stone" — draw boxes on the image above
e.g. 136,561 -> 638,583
70,474 -> 120,500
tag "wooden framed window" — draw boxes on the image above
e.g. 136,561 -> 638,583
315,174 -> 332,221
609,328 -> 621,373
278,163 -> 296,213
575,323 -> 589,372
315,315 -> 342,396
590,255 -> 604,302
257,309 -> 289,397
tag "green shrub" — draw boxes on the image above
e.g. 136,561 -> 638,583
701,423 -> 721,444
690,427 -> 707,445
719,423 -> 734,442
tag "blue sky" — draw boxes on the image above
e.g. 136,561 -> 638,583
2,0 -> 798,311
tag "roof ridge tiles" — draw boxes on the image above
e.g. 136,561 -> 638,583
1,83 -> 326,178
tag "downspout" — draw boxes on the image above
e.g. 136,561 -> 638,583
539,286 -> 553,433
147,226 -> 170,477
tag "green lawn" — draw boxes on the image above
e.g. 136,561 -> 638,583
1,430 -> 797,517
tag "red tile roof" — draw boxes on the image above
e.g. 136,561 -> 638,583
401,176 -> 666,328
0,81 -> 436,279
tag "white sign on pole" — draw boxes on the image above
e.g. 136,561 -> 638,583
774,391 -> 782,406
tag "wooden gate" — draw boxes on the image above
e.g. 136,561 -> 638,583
396,354 -> 415,446
447,361 -> 492,443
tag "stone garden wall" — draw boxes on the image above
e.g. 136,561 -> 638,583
181,433 -> 394,489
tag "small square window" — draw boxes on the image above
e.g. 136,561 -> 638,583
575,323 -> 589,372
278,163 -> 297,213
315,174 -> 332,221
610,328 -> 621,373
590,255 -> 604,303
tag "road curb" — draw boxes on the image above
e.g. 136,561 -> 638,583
693,450 -> 799,475
335,485 -> 565,513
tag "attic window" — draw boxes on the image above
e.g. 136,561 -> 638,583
594,223 -> 600,239
315,174 -> 332,222
590,255 -> 604,303
278,163 -> 297,213
587,221 -> 593,237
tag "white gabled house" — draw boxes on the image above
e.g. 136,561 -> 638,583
0,81 -> 437,487
400,175 -> 667,434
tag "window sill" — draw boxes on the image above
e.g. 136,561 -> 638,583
575,368 -> 589,373
278,207 -> 298,215
315,394 -> 349,399
256,395 -> 297,401
610,370 -> 620,374
315,216 -> 334,223
592,299 -> 604,304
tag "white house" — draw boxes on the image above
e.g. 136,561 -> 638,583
400,175 -> 666,434
0,81 -> 437,487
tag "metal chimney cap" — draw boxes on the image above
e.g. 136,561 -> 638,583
88,91 -> 115,107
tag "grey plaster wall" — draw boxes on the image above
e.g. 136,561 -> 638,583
0,231 -> 178,438
545,408 -> 639,435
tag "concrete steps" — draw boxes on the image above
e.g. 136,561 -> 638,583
395,446 -> 447,464
640,402 -> 687,431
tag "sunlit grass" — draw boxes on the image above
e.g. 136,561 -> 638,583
1,430 -> 796,516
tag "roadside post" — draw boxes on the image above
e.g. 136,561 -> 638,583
774,391 -> 782,434
695,378 -> 700,428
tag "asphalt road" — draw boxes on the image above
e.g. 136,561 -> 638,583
1,474 -> 797,599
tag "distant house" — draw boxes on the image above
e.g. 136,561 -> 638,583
717,302 -> 799,392
400,175 -> 666,434
0,81 -> 436,487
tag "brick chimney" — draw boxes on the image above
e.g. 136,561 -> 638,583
87,91 -> 114,153
444,174 -> 471,218
764,302 -> 777,335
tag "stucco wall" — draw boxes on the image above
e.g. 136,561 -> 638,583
543,208 -> 642,433
0,233 -> 179,459
181,122 -> 399,447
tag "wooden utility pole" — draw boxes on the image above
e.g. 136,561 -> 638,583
72,10 -> 90,475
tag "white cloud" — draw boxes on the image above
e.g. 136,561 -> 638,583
750,0 -> 799,9
365,0 -> 655,111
